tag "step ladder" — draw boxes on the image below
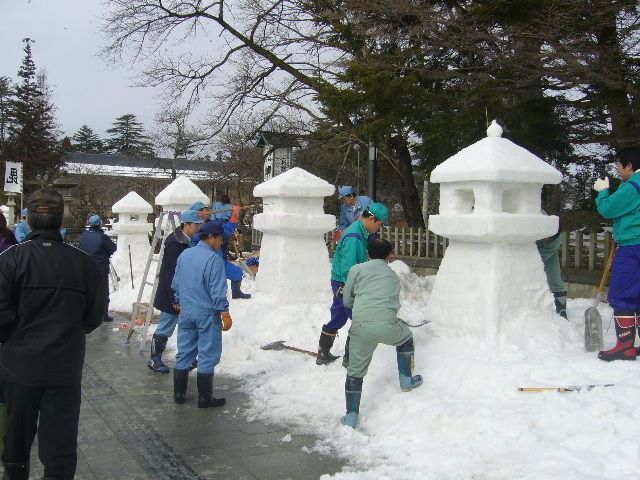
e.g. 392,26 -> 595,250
126,210 -> 180,352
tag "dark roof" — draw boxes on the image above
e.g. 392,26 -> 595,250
62,152 -> 221,173
255,131 -> 301,148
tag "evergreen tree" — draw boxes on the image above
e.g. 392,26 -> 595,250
5,39 -> 62,186
0,76 -> 12,154
71,125 -> 105,153
106,113 -> 155,157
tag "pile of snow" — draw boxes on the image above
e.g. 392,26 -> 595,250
217,270 -> 635,479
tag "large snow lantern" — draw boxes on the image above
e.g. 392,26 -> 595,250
253,167 -> 335,303
155,175 -> 209,230
111,191 -> 153,289
425,121 -> 562,344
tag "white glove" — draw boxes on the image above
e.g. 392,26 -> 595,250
593,177 -> 610,192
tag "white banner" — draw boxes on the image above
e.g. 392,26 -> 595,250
4,162 -> 22,193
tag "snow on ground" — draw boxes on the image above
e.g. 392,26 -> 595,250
117,262 -> 640,479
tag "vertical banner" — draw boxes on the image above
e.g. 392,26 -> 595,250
4,162 -> 23,193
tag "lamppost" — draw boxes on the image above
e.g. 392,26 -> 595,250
368,140 -> 377,201
353,143 -> 361,194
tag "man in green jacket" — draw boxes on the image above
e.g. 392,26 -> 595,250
339,239 -> 423,428
316,203 -> 389,365
593,146 -> 640,361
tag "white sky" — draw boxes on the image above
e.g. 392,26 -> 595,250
1,0 -> 160,138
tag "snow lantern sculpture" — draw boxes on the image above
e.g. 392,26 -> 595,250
253,167 -> 335,303
425,121 -> 562,344
111,192 -> 153,289
155,175 -> 209,229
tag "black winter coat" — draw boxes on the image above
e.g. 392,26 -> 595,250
153,227 -> 190,313
79,226 -> 117,274
0,229 -> 105,385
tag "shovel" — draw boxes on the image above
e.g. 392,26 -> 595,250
261,340 -> 319,358
584,242 -> 617,352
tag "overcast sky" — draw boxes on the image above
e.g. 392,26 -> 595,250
1,0 -> 160,138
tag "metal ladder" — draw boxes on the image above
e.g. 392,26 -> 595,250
126,210 -> 179,352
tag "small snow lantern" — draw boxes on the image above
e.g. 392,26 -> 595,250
425,121 -> 562,344
253,167 -> 335,303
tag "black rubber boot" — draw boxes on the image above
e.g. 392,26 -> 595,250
342,335 -> 350,369
553,291 -> 568,319
197,373 -> 226,408
316,326 -> 340,365
173,369 -> 189,404
231,280 -> 251,299
2,458 -> 29,480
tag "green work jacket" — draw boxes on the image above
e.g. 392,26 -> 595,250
596,170 -> 640,246
331,220 -> 369,283
343,259 -> 400,323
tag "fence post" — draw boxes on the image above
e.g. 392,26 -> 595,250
434,234 -> 440,259
417,227 -> 422,257
575,230 -> 583,270
394,227 -> 399,254
385,225 -> 391,242
588,230 -> 596,271
401,228 -> 407,255
561,231 -> 569,269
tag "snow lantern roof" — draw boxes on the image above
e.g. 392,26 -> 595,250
112,191 -> 153,213
430,121 -> 562,184
254,167 -> 335,198
155,175 -> 209,205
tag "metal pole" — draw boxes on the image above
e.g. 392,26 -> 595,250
368,141 -> 377,201
354,144 -> 361,194
422,179 -> 429,230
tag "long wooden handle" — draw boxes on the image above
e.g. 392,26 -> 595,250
518,387 -> 569,392
210,204 -> 262,215
598,242 -> 618,294
284,346 -> 318,357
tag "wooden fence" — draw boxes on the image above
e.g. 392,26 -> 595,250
251,228 -> 613,272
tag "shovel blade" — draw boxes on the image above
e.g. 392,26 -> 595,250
260,340 -> 286,351
584,307 -> 603,352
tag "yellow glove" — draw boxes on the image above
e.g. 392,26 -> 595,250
221,311 -> 233,331
593,177 -> 610,192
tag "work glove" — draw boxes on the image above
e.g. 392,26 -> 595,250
593,177 -> 609,192
230,205 -> 241,223
221,311 -> 233,331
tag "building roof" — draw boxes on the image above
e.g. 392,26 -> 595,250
62,152 -> 222,179
255,131 -> 301,148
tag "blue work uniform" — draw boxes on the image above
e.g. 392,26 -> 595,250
339,196 -> 373,231
14,220 -> 30,242
191,219 -> 243,282
212,202 -> 232,221
596,173 -> 640,313
79,226 -> 117,320
171,241 -> 228,374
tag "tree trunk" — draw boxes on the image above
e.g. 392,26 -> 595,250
387,135 -> 425,228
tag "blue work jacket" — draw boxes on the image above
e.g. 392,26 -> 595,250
15,220 -> 30,242
212,202 -> 232,221
339,196 -> 373,231
172,241 -> 229,316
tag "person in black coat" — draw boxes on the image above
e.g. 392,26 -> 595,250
147,210 -> 203,373
79,215 -> 117,322
0,189 -> 105,480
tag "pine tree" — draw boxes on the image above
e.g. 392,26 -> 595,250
71,125 -> 105,153
0,76 -> 12,154
5,39 -> 62,186
106,113 -> 155,157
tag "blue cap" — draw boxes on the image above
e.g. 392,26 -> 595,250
180,209 -> 204,224
21,208 -> 28,217
88,214 -> 102,226
199,220 -> 224,237
338,185 -> 354,198
189,201 -> 211,211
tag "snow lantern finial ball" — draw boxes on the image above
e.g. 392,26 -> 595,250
425,121 -> 563,345
253,167 -> 335,304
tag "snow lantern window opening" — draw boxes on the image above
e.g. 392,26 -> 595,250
129,214 -> 139,222
425,120 -> 563,346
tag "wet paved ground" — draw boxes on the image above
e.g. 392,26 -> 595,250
27,314 -> 343,479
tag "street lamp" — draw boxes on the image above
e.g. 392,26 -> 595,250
368,140 -> 377,201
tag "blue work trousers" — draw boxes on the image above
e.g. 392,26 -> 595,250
175,313 -> 222,374
225,260 -> 243,281
155,311 -> 179,338
325,280 -> 352,331
609,244 -> 640,314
